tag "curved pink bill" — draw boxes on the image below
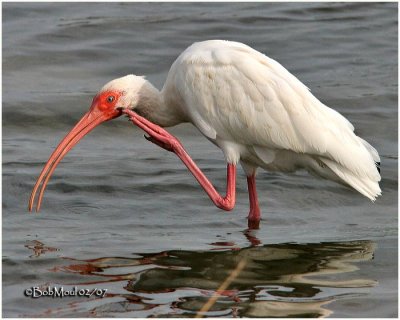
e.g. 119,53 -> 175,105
28,111 -> 110,212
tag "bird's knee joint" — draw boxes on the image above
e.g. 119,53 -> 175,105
217,198 -> 235,211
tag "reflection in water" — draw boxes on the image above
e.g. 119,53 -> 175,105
26,238 -> 376,317
25,240 -> 59,258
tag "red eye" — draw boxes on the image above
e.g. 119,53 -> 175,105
107,96 -> 115,103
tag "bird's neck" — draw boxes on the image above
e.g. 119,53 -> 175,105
135,81 -> 185,127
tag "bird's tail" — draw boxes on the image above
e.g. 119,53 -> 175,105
320,138 -> 382,201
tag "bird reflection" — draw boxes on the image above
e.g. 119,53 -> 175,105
24,240 -> 59,258
26,239 -> 376,318
243,228 -> 262,246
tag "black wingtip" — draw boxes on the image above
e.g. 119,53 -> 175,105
375,161 -> 381,173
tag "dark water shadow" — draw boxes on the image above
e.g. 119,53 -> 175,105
24,236 -> 377,318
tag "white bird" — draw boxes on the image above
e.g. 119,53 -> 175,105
29,40 -> 381,228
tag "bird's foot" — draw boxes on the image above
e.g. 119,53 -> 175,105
144,135 -> 175,152
247,209 -> 261,230
123,109 -> 183,153
247,219 -> 260,230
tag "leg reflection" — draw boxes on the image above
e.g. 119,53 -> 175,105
243,227 -> 261,246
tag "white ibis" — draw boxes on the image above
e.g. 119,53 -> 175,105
29,40 -> 381,228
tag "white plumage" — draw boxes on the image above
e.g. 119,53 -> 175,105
160,40 -> 381,200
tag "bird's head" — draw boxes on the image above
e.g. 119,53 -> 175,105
28,75 -> 148,212
93,74 -> 148,115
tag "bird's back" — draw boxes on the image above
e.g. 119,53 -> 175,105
163,40 -> 381,200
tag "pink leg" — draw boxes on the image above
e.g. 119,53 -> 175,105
247,174 -> 261,229
123,110 -> 236,211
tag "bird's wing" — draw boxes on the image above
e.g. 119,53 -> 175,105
170,40 -> 380,194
